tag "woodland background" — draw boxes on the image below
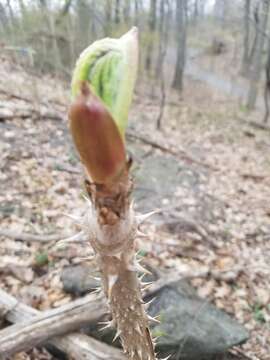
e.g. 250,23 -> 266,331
0,1 -> 270,360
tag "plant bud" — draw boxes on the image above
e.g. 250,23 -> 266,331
69,83 -> 126,184
71,27 -> 138,137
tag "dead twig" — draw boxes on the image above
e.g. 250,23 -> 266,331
0,288 -> 124,359
126,131 -> 216,170
0,289 -> 108,356
0,229 -> 69,243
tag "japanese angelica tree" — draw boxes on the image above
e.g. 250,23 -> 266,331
68,28 -> 165,360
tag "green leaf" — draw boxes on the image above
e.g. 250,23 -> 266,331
71,27 -> 138,137
35,251 -> 48,267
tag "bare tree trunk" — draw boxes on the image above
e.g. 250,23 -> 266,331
172,0 -> 187,92
90,0 -> 97,39
156,0 -> 165,76
115,0 -> 121,24
156,0 -> 168,129
241,0 -> 251,74
247,0 -> 270,109
263,39 -> 270,122
145,0 -> 157,72
193,0 -> 199,24
105,0 -> 112,35
39,0 -> 63,73
199,0 -> 205,17
124,0 -> 131,24
134,0 -> 139,25
214,0 -> 226,24
247,2 -> 259,74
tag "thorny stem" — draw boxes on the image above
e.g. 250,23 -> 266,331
83,166 -> 157,360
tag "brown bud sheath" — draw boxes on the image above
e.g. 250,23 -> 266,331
69,83 -> 126,184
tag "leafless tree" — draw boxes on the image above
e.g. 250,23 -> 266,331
145,0 -> 157,72
241,0 -> 252,74
247,0 -> 270,109
115,0 -> 121,24
172,0 -> 187,92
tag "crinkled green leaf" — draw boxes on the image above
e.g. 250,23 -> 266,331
71,28 -> 138,137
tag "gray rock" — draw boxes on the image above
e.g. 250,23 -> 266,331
88,278 -> 249,360
146,280 -> 249,360
61,265 -> 100,296
61,265 -> 249,359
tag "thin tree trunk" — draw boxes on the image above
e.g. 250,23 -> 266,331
145,0 -> 157,72
134,0 -> 139,25
124,0 -> 131,24
193,0 -> 199,24
241,0 -> 251,74
105,0 -> 112,35
247,0 -> 269,109
115,0 -> 121,24
264,40 -> 270,122
39,0 -> 63,73
156,0 -> 165,76
172,0 -> 187,92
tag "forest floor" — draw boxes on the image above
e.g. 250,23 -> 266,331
0,52 -> 270,360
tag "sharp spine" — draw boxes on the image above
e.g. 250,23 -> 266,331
135,261 -> 152,274
98,320 -> 113,331
136,229 -> 148,238
135,323 -> 142,335
143,298 -> 155,307
55,231 -> 85,247
136,210 -> 160,224
107,274 -> 118,298
148,315 -> 160,324
112,328 -> 121,342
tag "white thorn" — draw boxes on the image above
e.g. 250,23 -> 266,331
62,212 -> 83,224
130,199 -> 135,210
135,323 -> 142,335
139,273 -> 146,282
135,262 -> 152,274
148,315 -> 160,324
112,328 -> 121,342
98,320 -> 113,331
91,287 -> 101,294
161,356 -> 171,360
83,194 -> 92,205
107,274 -> 118,298
136,229 -> 148,238
136,209 -> 160,224
141,281 -> 153,287
112,252 -> 122,260
143,298 -> 155,307
137,348 -> 143,358
77,255 -> 95,262
55,231 -> 85,247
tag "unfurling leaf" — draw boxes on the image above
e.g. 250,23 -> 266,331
71,27 -> 138,137
69,82 -> 126,184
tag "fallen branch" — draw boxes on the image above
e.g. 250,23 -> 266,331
237,116 -> 270,131
126,131 -> 216,170
0,107 -> 63,121
0,229 -> 68,243
0,288 -> 124,359
0,87 -> 66,109
0,265 -> 242,357
0,289 -> 108,356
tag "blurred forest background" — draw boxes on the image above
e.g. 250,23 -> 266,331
0,1 -> 270,360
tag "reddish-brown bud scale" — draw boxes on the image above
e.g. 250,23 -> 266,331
69,83 -> 126,184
